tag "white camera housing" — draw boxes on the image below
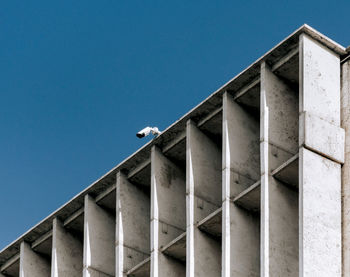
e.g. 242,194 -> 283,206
136,127 -> 161,138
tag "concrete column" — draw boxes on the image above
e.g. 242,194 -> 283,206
342,59 -> 350,277
116,172 -> 150,277
19,241 -> 51,277
186,120 -> 221,277
51,218 -> 83,277
83,194 -> 115,277
260,62 -> 299,277
299,33 -> 343,277
222,92 -> 260,277
150,146 -> 186,277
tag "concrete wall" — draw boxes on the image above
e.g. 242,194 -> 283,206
299,34 -> 342,277
83,195 -> 115,277
51,218 -> 83,277
186,120 -> 221,277
20,242 -> 50,277
150,146 -> 186,277
116,172 -> 150,277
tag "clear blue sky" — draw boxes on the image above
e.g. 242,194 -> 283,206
0,0 -> 349,249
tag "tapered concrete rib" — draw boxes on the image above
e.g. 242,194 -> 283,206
342,60 -> 350,277
19,242 -> 50,277
186,120 -> 221,277
150,146 -> 186,277
116,172 -> 150,277
51,218 -> 83,277
222,92 -> 260,277
83,195 -> 115,277
260,62 -> 299,277
299,34 -> 342,277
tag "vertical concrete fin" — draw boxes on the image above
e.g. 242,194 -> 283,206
151,146 -> 186,277
186,120 -> 221,277
261,61 -> 299,277
20,241 -> 51,277
51,218 -> 83,277
116,171 -> 150,277
83,194 -> 115,277
222,91 -> 260,277
299,34 -> 342,277
342,59 -> 350,277
299,33 -> 341,126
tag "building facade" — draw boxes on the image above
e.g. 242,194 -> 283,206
1,24 -> 350,277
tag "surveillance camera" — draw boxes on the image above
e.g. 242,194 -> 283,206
136,127 -> 161,138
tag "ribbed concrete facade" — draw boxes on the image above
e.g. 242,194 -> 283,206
0,24 -> 349,277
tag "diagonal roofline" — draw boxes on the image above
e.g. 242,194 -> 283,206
0,24 -> 346,264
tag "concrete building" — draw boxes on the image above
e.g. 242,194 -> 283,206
0,24 -> 349,277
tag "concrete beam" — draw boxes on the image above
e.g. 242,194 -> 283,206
150,146 -> 186,277
19,242 -> 50,277
186,120 -> 221,277
116,172 -> 150,277
51,218 -> 83,277
83,195 -> 115,277
222,92 -> 260,277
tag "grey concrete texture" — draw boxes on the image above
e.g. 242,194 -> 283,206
51,218 -> 83,277
342,60 -> 350,277
83,195 -> 115,277
20,242 -> 50,277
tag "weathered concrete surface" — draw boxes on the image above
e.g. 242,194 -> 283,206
299,33 -> 342,277
151,251 -> 185,277
223,92 -> 260,198
51,218 -> 83,277
261,67 -> 299,156
300,34 -> 341,126
83,195 -> 115,277
20,242 -> 51,277
187,120 -> 221,213
300,112 -> 345,163
260,62 -> 299,277
151,146 -> 186,277
229,202 -> 259,276
192,229 -> 221,277
342,60 -> 350,277
116,172 -> 150,277
299,148 -> 341,276
222,92 -> 260,277
186,120 -> 221,277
